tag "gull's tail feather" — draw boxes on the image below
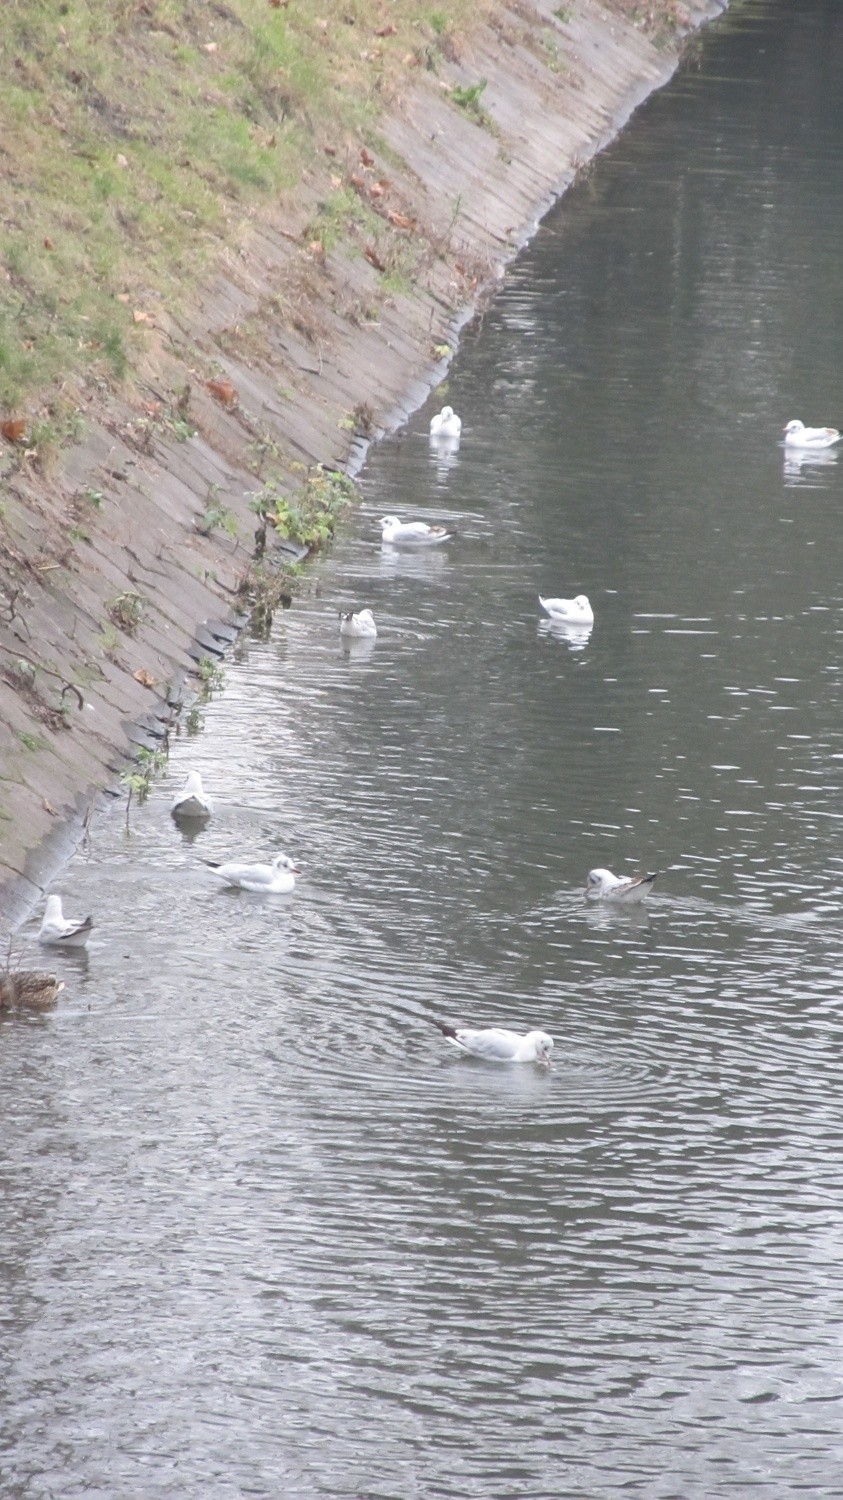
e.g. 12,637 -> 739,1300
432,1018 -> 459,1040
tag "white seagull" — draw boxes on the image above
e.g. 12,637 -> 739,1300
782,419 -> 842,450
38,894 -> 94,948
539,594 -> 594,626
381,515 -> 452,546
433,1020 -> 554,1067
205,852 -> 299,893
171,769 -> 213,820
585,868 -> 660,904
339,608 -> 377,639
429,405 -> 462,439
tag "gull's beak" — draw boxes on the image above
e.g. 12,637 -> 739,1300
539,1055 -> 553,1069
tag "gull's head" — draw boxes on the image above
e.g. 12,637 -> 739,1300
356,609 -> 375,627
380,515 -> 401,528
574,595 -> 592,611
586,868 -> 613,894
783,419 -> 804,435
530,1031 -> 554,1067
44,894 -> 63,918
272,853 -> 300,875
440,406 -> 453,420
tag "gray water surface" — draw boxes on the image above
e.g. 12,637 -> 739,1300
4,2 -> 843,1495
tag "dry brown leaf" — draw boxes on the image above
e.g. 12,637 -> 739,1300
43,237 -> 54,250
1,418 -> 27,444
323,144 -> 337,157
369,181 -> 386,199
116,153 -> 129,168
364,245 -> 387,273
115,292 -> 131,303
330,173 -> 342,188
387,210 -> 416,231
207,377 -> 238,407
350,172 -> 366,191
203,41 -> 218,53
43,798 -> 58,816
375,22 -> 397,37
133,668 -> 158,689
360,146 -> 375,167
308,240 -> 325,258
132,309 -> 153,324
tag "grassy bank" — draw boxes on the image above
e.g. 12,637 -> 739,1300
0,0 -> 498,416
1,0 -> 691,421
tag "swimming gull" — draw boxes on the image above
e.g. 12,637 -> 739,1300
585,868 -> 660,904
429,405 -> 462,439
339,608 -> 377,639
38,894 -> 93,948
205,852 -> 299,893
782,419 -> 841,449
171,769 -> 213,820
539,594 -> 594,626
433,1020 -> 554,1066
381,515 -> 451,546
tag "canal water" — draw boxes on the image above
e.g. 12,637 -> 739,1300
3,2 -> 843,1495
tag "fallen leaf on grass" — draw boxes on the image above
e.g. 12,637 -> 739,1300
369,180 -> 387,199
387,209 -> 416,230
132,309 -> 153,324
133,668 -> 158,689
350,172 -> 366,192
308,240 -> 325,259
364,245 -> 387,272
43,237 -> 54,250
1,418 -> 27,444
207,377 -> 238,407
360,146 -> 375,167
43,798 -> 58,816
375,22 -> 397,37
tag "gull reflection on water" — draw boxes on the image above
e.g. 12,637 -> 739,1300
783,445 -> 839,486
379,542 -> 450,582
538,618 -> 594,652
428,432 -> 461,481
340,635 -> 378,665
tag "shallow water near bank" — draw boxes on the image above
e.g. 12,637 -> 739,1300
4,2 -> 843,1495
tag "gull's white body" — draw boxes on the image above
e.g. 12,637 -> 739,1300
339,608 -> 377,639
539,594 -> 594,626
380,515 -> 451,547
38,894 -> 93,948
171,769 -> 213,820
429,405 -> 462,439
206,852 -> 299,893
586,868 -> 660,904
434,1020 -> 554,1066
783,419 -> 841,450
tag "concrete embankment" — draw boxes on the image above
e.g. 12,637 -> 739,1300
0,0 -> 727,929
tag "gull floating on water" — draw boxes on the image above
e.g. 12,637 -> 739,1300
381,515 -> 452,546
539,594 -> 594,626
205,852 -> 299,893
171,769 -> 213,821
38,894 -> 93,948
429,405 -> 462,439
433,1019 -> 554,1066
586,868 -> 660,904
782,419 -> 842,449
339,608 -> 377,639
0,970 -> 64,1010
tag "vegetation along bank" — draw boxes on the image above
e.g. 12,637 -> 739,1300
0,0 -> 727,927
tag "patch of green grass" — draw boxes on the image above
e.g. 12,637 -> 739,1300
0,0 -> 493,410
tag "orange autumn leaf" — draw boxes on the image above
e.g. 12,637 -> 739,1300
133,668 -> 158,689
364,245 -> 387,272
387,210 -> 416,230
369,180 -> 386,199
207,377 -> 238,407
132,309 -> 153,324
350,172 -> 366,191
1,418 -> 27,444
360,146 -> 375,167
375,22 -> 397,37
